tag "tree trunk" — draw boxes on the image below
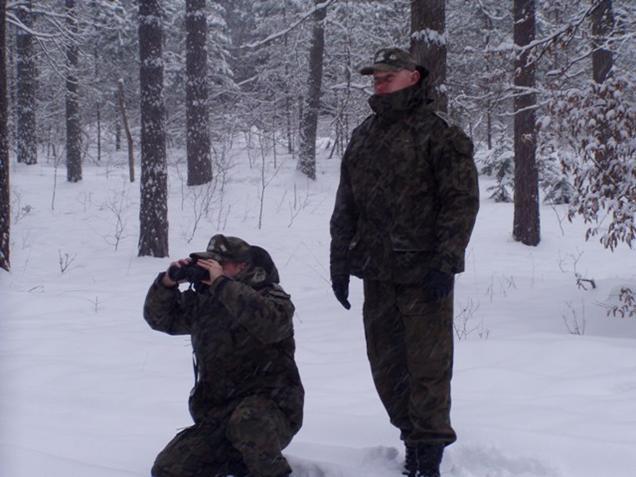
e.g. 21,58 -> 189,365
410,0 -> 447,113
298,0 -> 327,180
96,104 -> 101,161
512,0 -> 540,246
15,0 -> 37,165
117,79 -> 135,183
185,0 -> 212,186
93,32 -> 101,162
1,0 -> 10,271
591,0 -> 613,84
138,0 -> 169,257
115,119 -> 121,151
65,0 -> 81,182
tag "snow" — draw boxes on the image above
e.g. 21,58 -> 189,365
1,138 -> 635,477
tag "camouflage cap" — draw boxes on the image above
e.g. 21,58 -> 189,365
190,234 -> 251,262
359,47 -> 417,75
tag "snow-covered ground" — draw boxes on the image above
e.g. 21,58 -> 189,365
1,139 -> 635,477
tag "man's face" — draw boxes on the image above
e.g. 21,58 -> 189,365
372,69 -> 421,95
222,260 -> 248,278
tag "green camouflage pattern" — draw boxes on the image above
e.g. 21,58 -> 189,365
363,280 -> 456,446
190,234 -> 252,262
329,80 -> 478,448
330,81 -> 480,283
359,47 -> 418,75
151,396 -> 293,477
144,251 -> 303,477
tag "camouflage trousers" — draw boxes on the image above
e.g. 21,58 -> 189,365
362,279 -> 457,446
151,395 -> 294,477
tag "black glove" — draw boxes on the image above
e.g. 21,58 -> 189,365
331,275 -> 351,310
423,269 -> 454,301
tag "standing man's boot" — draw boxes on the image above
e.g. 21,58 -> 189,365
403,444 -> 417,476
415,444 -> 444,477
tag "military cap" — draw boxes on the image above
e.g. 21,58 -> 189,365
359,47 -> 418,75
190,234 -> 251,262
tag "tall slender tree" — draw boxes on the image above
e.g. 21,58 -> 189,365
591,0 -> 613,84
138,0 -> 169,257
15,0 -> 36,165
1,0 -> 10,271
185,0 -> 212,186
411,0 -> 447,113
65,0 -> 81,182
298,0 -> 328,180
512,0 -> 540,246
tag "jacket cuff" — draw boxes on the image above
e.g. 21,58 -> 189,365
155,272 -> 179,290
429,253 -> 459,275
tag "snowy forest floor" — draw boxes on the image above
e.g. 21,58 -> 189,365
1,138 -> 635,477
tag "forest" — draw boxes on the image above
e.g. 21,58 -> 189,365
1,2 -> 635,476
1,0 -> 634,310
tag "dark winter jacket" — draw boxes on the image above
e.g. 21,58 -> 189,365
330,82 -> 480,284
143,255 -> 304,431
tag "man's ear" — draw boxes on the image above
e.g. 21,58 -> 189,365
411,69 -> 421,84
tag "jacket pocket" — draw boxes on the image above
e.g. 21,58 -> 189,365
390,233 -> 437,284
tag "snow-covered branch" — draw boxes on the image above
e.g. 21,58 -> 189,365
242,0 -> 336,50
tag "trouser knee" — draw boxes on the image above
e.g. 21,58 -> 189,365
226,396 -> 293,477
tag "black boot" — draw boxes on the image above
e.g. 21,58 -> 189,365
415,444 -> 444,477
403,444 -> 417,476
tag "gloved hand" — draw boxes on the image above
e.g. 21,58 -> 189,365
423,269 -> 454,301
331,275 -> 351,310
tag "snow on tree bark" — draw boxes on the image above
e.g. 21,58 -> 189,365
65,0 -> 82,183
512,0 -> 540,246
591,0 -> 613,85
1,0 -> 10,271
138,0 -> 169,258
185,0 -> 212,186
15,0 -> 36,165
411,0 -> 447,113
298,0 -> 327,180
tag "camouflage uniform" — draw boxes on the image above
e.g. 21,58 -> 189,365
144,236 -> 304,477
330,57 -> 479,450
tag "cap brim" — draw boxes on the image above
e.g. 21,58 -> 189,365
189,251 -> 223,261
359,63 -> 402,75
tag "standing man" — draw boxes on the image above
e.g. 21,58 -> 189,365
144,234 -> 303,477
329,48 -> 479,477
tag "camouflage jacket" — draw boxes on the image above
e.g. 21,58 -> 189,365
143,270 -> 304,430
330,82 -> 479,283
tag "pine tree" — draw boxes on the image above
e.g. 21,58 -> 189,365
0,0 -> 9,271
512,0 -> 540,246
298,0 -> 328,180
65,0 -> 82,182
138,0 -> 169,257
15,0 -> 36,165
185,0 -> 212,186
592,0 -> 613,84
411,0 -> 447,113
